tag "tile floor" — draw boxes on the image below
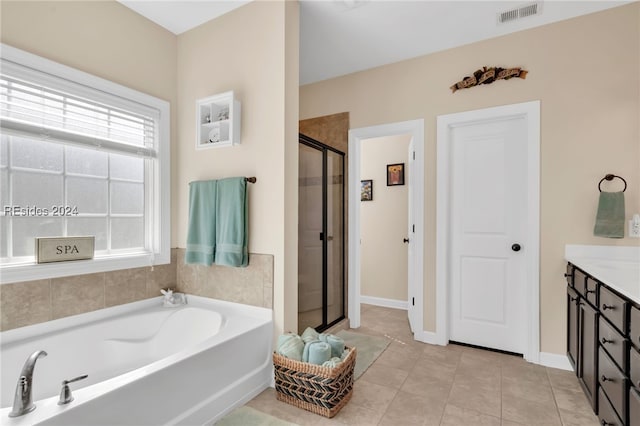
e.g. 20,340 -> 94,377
244,304 -> 599,425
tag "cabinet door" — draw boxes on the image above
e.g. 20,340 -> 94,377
630,387 -> 640,426
598,347 -> 627,422
631,306 -> 640,351
579,300 -> 599,411
567,286 -> 580,371
599,388 -> 624,426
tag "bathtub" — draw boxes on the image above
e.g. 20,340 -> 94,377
0,295 -> 273,425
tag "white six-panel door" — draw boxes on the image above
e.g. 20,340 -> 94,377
449,117 -> 528,354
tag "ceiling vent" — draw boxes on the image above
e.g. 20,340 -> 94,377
497,2 -> 543,25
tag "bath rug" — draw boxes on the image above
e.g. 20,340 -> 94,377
216,406 -> 298,426
335,330 -> 390,380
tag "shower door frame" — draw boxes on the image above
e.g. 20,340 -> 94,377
299,134 -> 346,332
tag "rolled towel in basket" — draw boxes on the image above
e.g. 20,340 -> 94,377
326,335 -> 345,358
307,341 -> 332,365
277,334 -> 304,361
318,333 -> 345,358
322,357 -> 343,368
340,348 -> 349,360
302,339 -> 319,363
301,327 -> 319,344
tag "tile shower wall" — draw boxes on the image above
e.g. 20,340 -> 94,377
0,249 -> 178,331
176,248 -> 273,309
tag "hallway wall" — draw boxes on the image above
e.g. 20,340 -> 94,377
360,134 -> 411,302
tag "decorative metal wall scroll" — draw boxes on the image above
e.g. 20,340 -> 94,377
450,66 -> 528,93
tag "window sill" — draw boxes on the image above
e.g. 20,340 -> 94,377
0,251 -> 170,284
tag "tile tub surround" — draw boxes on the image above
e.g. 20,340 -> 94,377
0,249 -> 178,331
176,248 -> 274,309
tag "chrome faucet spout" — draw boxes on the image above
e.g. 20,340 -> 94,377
8,350 -> 48,418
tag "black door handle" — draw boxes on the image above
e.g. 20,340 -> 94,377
511,244 -> 521,252
403,238 -> 410,243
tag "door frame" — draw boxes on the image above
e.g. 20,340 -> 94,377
348,119 -> 424,338
435,101 -> 540,362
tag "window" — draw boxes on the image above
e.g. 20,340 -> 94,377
0,44 -> 170,283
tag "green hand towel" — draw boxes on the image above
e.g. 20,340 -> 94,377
215,177 -> 248,267
594,191 -> 625,238
185,180 -> 217,265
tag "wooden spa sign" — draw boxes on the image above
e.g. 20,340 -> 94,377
450,66 -> 528,93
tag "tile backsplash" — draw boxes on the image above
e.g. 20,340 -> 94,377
176,248 -> 273,309
0,249 -> 177,331
0,249 -> 274,332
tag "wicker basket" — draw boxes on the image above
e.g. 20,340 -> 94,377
273,346 -> 356,418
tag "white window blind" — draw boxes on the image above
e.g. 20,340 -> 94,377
0,44 -> 170,284
0,61 -> 158,158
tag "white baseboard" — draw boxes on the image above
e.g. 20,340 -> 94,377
538,352 -> 573,371
414,330 -> 442,345
360,295 -> 407,310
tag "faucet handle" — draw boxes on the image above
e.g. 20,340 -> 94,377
58,374 -> 88,405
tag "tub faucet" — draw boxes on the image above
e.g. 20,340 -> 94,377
8,350 -> 47,418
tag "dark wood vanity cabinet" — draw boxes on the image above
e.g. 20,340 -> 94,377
630,306 -> 640,426
566,262 -> 638,425
568,286 -> 580,369
579,299 -> 599,410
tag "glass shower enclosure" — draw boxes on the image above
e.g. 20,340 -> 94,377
298,134 -> 345,332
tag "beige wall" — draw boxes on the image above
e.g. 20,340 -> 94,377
300,4 -> 640,355
0,1 -> 300,336
176,1 -> 299,335
283,0 -> 300,336
0,1 -> 179,226
360,135 -> 410,302
0,0 -> 179,328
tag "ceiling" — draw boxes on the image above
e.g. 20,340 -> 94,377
117,0 -> 630,85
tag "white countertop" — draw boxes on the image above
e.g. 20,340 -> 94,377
565,245 -> 640,305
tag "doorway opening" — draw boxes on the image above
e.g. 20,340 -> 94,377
359,134 -> 411,312
348,119 -> 424,340
298,134 -> 346,332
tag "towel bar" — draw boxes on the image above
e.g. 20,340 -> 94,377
598,174 -> 626,192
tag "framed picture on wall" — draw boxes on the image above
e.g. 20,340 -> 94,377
387,163 -> 405,186
361,179 -> 373,201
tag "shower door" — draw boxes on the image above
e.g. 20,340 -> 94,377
298,134 -> 345,332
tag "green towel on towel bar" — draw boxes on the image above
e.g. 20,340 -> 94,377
594,191 -> 625,238
215,177 -> 249,267
185,180 -> 217,265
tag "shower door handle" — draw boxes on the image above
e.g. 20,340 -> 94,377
319,232 -> 333,241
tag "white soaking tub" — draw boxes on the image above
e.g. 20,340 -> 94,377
0,295 -> 273,425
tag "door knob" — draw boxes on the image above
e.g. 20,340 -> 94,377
403,238 -> 410,244
511,244 -> 521,252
